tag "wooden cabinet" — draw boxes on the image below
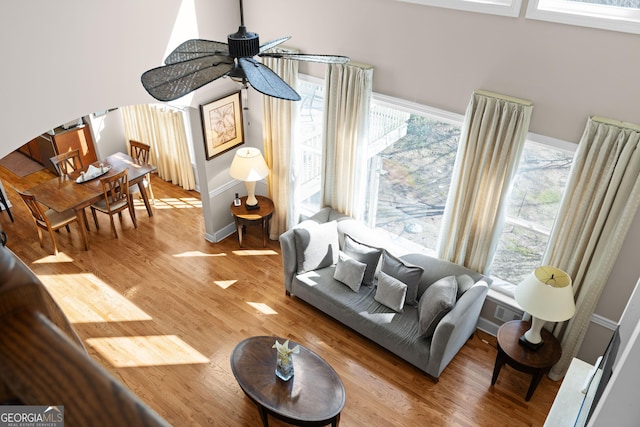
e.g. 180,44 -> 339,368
19,125 -> 98,175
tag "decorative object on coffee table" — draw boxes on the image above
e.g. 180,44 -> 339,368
273,339 -> 299,381
230,336 -> 345,427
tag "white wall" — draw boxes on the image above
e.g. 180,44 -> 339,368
1,0 -> 638,369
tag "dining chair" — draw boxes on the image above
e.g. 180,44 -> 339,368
15,188 -> 79,255
0,181 -> 14,222
90,169 -> 137,238
128,140 -> 155,210
50,149 -> 83,177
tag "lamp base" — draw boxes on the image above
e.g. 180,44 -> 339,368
245,202 -> 260,210
519,334 -> 544,351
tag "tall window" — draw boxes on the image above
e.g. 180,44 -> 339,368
294,77 -> 325,214
363,99 -> 461,254
292,75 -> 575,285
491,139 -> 575,283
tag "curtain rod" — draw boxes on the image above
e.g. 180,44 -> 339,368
591,115 -> 640,132
474,89 -> 533,107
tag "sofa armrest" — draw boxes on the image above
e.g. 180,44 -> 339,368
426,280 -> 489,378
279,228 -> 298,294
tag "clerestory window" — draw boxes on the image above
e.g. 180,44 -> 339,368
527,0 -> 640,34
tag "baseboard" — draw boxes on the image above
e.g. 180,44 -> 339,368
206,222 -> 236,243
477,317 -> 500,336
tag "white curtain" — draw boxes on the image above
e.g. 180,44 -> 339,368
321,62 -> 373,218
121,104 -> 195,190
261,48 -> 298,238
437,90 -> 533,273
545,117 -> 640,380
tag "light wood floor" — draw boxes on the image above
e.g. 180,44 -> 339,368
0,163 -> 561,426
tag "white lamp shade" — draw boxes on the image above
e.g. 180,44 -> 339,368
229,147 -> 269,182
515,266 -> 576,322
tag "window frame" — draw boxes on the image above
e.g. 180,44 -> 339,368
527,0 -> 640,34
395,0 -> 523,17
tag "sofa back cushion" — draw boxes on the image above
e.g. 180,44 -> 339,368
399,253 -> 492,300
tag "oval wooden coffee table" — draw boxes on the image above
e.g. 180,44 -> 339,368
230,336 -> 346,426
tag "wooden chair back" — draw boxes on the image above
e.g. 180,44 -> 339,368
101,169 -> 130,210
129,140 -> 151,164
16,189 -> 49,227
50,149 -> 83,176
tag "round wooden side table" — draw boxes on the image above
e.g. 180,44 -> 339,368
230,195 -> 274,247
491,320 -> 562,401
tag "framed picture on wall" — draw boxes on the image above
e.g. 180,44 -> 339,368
200,91 -> 244,160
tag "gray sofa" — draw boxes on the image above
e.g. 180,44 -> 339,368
279,207 -> 492,381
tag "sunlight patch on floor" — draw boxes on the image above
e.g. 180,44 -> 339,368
86,335 -> 209,367
232,249 -> 278,256
38,273 -> 152,324
31,253 -> 75,264
173,251 -> 226,258
247,302 -> 278,315
214,280 -> 237,289
150,197 -> 202,209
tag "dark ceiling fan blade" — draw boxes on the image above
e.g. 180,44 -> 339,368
259,52 -> 350,64
141,56 -> 234,101
164,39 -> 230,65
259,36 -> 291,53
239,57 -> 301,101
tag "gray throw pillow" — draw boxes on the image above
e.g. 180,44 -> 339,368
418,276 -> 458,338
380,250 -> 424,306
293,221 -> 339,273
374,271 -> 407,313
343,234 -> 383,287
456,274 -> 476,299
334,252 -> 367,292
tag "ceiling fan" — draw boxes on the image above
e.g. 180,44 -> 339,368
141,0 -> 349,102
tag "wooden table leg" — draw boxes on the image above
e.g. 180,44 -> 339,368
257,404 -> 269,427
262,219 -> 267,247
137,182 -> 153,217
491,348 -> 505,385
236,220 -> 243,248
526,369 -> 545,401
75,208 -> 90,250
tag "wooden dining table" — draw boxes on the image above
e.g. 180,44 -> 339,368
26,152 -> 157,250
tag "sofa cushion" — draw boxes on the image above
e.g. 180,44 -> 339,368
334,252 -> 367,292
456,274 -> 476,299
343,234 -> 383,287
381,250 -> 424,306
294,221 -> 339,273
418,275 -> 458,338
374,271 -> 407,312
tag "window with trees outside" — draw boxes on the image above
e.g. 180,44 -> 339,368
293,75 -> 575,285
527,0 -> 640,34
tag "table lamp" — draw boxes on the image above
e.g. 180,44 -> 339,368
514,266 -> 575,350
229,147 -> 269,210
